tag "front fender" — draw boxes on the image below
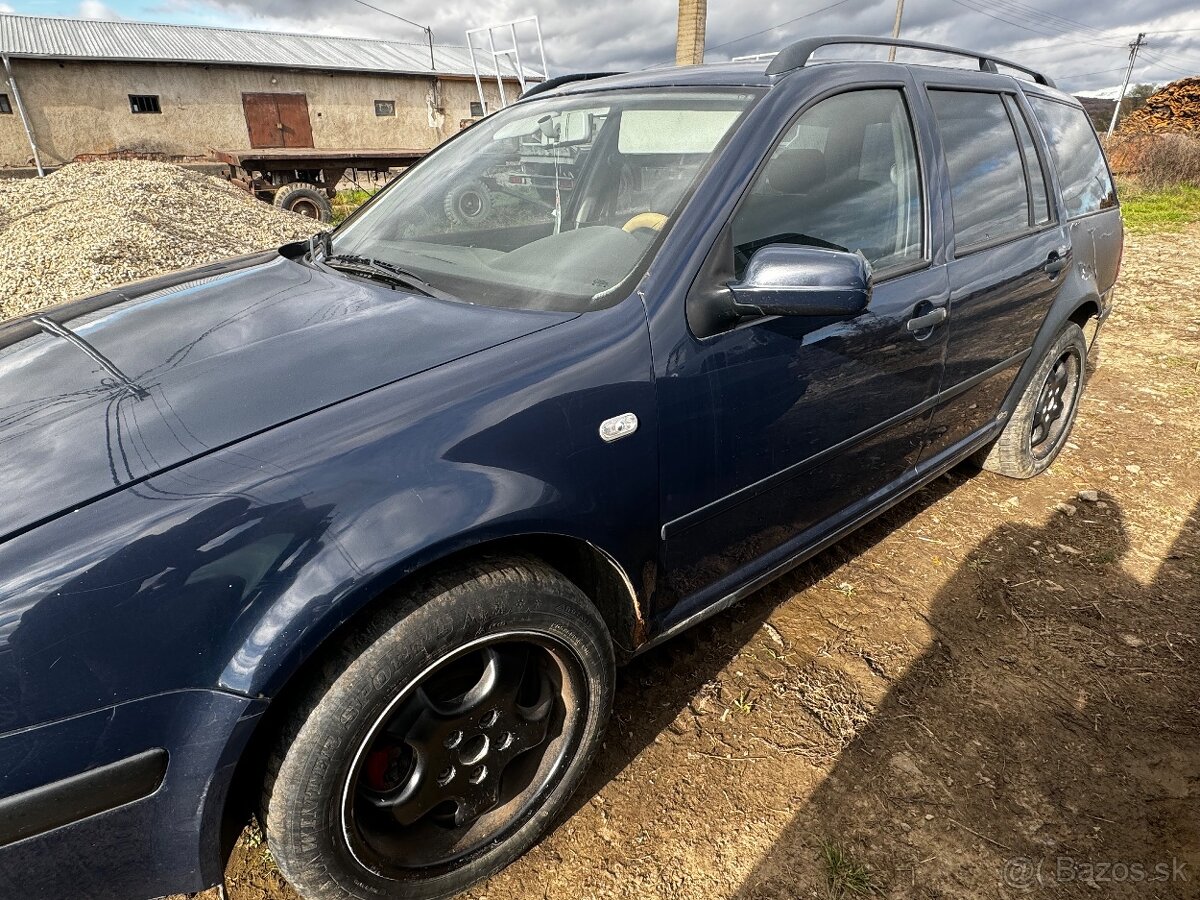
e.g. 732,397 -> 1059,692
0,297 -> 657,734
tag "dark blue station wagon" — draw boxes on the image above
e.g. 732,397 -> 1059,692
0,37 -> 1121,900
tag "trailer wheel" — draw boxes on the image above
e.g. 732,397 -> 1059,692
444,181 -> 493,226
274,182 -> 333,223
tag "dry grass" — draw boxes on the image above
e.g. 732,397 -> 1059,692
1106,132 -> 1200,189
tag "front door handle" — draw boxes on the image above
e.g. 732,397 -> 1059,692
906,306 -> 947,333
1045,246 -> 1070,277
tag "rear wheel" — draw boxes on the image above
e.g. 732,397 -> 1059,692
274,182 -> 334,223
262,557 -> 614,900
979,322 -> 1087,479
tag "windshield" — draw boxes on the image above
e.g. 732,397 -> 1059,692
330,89 -> 758,312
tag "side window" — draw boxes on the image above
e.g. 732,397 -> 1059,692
1004,95 -> 1051,226
732,89 -> 923,276
1028,96 -> 1117,218
928,90 -> 1029,251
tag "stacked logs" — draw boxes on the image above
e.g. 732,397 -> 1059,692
1119,77 -> 1200,135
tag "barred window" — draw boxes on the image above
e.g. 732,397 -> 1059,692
129,94 -> 161,114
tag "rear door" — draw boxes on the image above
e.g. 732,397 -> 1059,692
242,92 -> 315,149
918,83 -> 1069,458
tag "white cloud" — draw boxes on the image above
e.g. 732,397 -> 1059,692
145,0 -> 1200,92
78,1 -> 121,20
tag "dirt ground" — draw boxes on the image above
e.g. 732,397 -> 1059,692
185,222 -> 1200,900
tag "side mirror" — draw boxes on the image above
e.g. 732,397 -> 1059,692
728,244 -> 872,318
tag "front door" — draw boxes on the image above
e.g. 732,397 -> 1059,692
655,86 -> 949,610
242,92 -> 315,149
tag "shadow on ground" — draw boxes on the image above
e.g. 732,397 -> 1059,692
733,494 -> 1200,899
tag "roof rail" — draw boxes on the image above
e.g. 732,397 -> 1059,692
519,72 -> 625,100
764,35 -> 1055,88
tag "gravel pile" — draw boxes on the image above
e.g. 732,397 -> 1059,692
0,160 -> 324,321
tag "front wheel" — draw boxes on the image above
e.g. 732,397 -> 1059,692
262,558 -> 614,900
979,322 -> 1088,479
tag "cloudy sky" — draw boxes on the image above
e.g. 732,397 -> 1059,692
10,0 -> 1200,93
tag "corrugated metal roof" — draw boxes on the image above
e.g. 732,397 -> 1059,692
0,13 -> 526,80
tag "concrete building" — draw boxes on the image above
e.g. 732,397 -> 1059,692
0,14 -> 530,171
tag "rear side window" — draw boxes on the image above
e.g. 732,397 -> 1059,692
1004,95 -> 1051,226
1027,96 -> 1117,218
929,90 -> 1028,251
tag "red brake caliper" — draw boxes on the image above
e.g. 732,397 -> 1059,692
364,747 -> 397,791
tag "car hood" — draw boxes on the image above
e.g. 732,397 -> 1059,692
0,249 -> 574,542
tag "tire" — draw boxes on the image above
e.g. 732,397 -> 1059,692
274,182 -> 334,223
443,181 -> 493,226
979,322 -> 1088,479
262,557 -> 615,900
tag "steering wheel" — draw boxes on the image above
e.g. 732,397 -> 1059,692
621,212 -> 669,233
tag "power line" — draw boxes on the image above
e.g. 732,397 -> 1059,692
1004,41 -> 1107,53
962,0 -> 1200,74
703,0 -> 857,54
1133,44 -> 1200,70
347,0 -> 427,32
346,0 -> 436,69
935,0 -> 1200,85
648,0 -> 1199,86
917,0 -> 1195,88
1136,49 -> 1198,77
943,0 -> 1125,50
964,0 -> 1115,42
1058,65 -> 1131,80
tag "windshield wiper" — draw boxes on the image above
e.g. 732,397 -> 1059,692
321,253 -> 458,302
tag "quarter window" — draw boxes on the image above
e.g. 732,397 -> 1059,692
374,100 -> 396,117
929,90 -> 1028,251
733,89 -> 924,275
1028,96 -> 1117,218
0,94 -> 11,115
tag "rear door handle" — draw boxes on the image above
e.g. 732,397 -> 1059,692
1045,246 -> 1070,276
906,307 -> 947,333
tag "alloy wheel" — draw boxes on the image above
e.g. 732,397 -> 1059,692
341,633 -> 586,878
1029,348 -> 1081,459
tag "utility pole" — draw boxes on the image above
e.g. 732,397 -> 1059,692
1107,32 -> 1146,137
676,0 -> 707,66
887,0 -> 905,62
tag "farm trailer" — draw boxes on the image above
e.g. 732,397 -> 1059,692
213,147 -> 428,222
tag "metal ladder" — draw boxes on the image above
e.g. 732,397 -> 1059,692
466,17 -> 549,111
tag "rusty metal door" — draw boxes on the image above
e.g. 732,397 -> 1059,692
242,92 -> 314,148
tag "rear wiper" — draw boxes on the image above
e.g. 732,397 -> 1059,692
321,253 -> 457,302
